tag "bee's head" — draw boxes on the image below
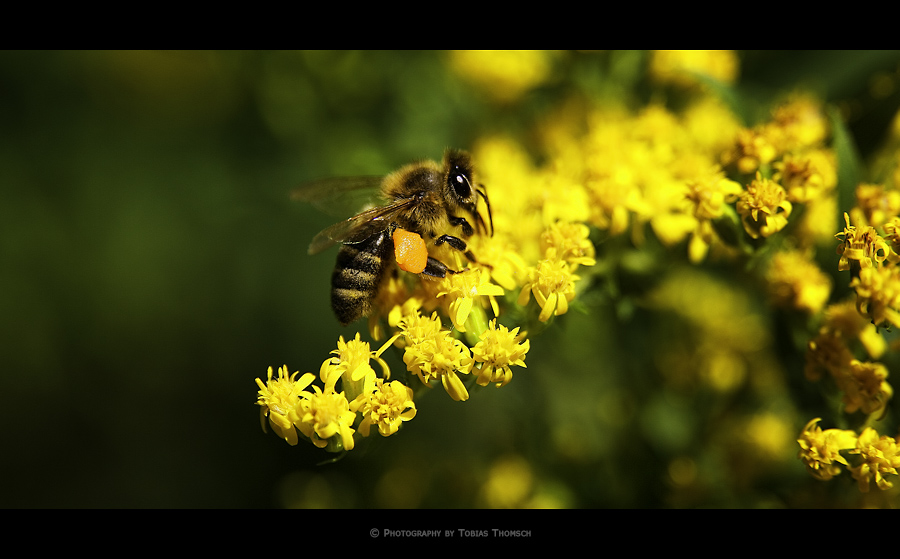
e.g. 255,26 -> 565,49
445,149 -> 474,202
444,149 -> 493,237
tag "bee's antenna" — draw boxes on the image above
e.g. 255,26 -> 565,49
477,186 -> 494,237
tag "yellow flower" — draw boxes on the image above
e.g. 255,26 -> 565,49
849,265 -> 900,328
682,97 -> 743,155
805,329 -> 855,382
773,149 -> 837,204
538,171 -> 591,225
356,378 -> 417,438
436,267 -> 504,332
722,128 -> 778,174
848,428 -> 900,492
836,212 -> 890,272
396,311 -> 473,401
323,333 -> 372,392
766,248 -> 832,314
297,383 -> 357,452
838,360 -> 893,417
517,257 -> 579,322
471,319 -> 530,387
881,217 -> 900,256
255,365 -> 316,446
806,300 -> 886,382
372,274 -> 419,340
447,50 -> 554,104
649,50 -> 739,88
470,234 -> 530,292
736,172 -> 792,239
320,332 -> 394,406
685,168 -> 742,221
797,418 -> 857,481
682,168 -> 743,262
585,175 -> 639,237
854,183 -> 900,229
540,221 -> 596,270
394,309 -> 444,347
769,94 -> 829,153
795,191 -> 839,247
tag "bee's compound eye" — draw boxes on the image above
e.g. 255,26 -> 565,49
450,171 -> 471,199
393,228 -> 428,274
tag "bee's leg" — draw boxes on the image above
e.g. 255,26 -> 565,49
434,234 -> 478,263
421,256 -> 456,278
448,215 -> 474,237
435,234 -> 468,251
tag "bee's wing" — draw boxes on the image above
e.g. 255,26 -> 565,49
292,176 -> 385,218
306,197 -> 419,255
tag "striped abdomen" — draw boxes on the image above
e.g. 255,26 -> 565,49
331,230 -> 393,326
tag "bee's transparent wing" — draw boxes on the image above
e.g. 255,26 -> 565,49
306,197 -> 419,255
291,176 -> 385,218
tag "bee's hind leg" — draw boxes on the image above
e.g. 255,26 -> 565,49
421,256 -> 455,278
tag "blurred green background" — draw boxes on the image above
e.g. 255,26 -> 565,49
2,50 -> 900,508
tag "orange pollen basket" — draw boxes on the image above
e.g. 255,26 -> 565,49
393,228 -> 428,274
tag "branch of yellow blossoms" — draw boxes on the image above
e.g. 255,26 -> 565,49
800,183 -> 900,492
255,332 -> 418,453
798,419 -> 900,492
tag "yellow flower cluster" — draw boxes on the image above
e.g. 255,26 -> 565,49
797,126 -> 900,493
255,365 -> 357,451
255,334 -> 416,452
835,200 -> 900,335
798,419 -> 900,492
257,304 -> 533,450
260,90 -> 847,455
723,94 -> 830,175
257,53 -> 900,480
802,277 -> 897,491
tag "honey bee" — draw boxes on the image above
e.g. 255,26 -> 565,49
294,148 -> 494,326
